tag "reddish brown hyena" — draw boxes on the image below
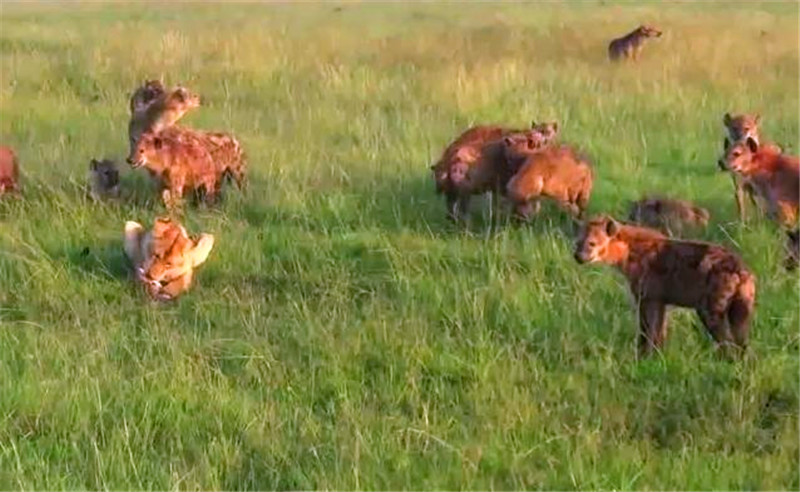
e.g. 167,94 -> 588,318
431,122 -> 559,222
128,130 -> 220,209
127,85 -> 201,162
720,137 -> 799,229
574,216 -> 755,358
157,126 -> 247,192
505,144 -> 593,220
0,145 -> 20,195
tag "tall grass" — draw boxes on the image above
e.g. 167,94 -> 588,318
0,2 -> 798,489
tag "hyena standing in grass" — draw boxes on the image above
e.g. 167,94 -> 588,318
127,84 -> 201,162
608,25 -> 662,61
158,126 -> 247,194
720,137 -> 800,270
574,216 -> 756,358
87,158 -> 121,201
431,122 -> 559,222
628,197 -> 710,236
720,138 -> 799,229
722,113 -> 763,221
504,140 -> 593,221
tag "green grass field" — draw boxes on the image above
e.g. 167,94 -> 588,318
1,2 -> 798,489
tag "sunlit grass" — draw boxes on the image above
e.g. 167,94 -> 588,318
0,2 -> 798,489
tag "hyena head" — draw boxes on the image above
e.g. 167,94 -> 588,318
638,25 -> 662,38
529,120 -> 560,149
90,158 -> 120,192
723,112 -> 760,150
719,137 -> 759,174
574,216 -> 621,264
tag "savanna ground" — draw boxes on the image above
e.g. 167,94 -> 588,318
1,2 -> 799,490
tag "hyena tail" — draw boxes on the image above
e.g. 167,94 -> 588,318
728,272 -> 756,350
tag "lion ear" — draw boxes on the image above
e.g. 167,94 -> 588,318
723,137 -> 731,151
191,234 -> 215,267
90,158 -> 99,170
123,221 -> 145,264
550,122 -> 558,134
530,120 -> 537,129
754,113 -> 761,124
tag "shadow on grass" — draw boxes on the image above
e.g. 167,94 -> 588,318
239,172 -> 583,242
61,239 -> 131,281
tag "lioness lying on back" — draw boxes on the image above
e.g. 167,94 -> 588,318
124,217 -> 215,301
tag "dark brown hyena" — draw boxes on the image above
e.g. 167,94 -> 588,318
574,216 -> 756,358
608,25 -> 662,61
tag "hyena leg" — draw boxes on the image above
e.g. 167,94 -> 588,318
697,306 -> 735,357
231,165 -> 247,190
513,199 -> 540,222
163,180 -> 185,210
638,300 -> 667,357
733,176 -> 747,221
727,294 -> 753,353
201,176 -> 222,205
446,192 -> 470,223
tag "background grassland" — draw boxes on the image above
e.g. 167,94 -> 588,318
0,2 -> 798,490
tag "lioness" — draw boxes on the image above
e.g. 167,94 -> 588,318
124,217 -> 215,301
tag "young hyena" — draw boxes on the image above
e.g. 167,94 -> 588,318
574,216 -> 755,358
608,25 -> 662,61
628,197 -> 709,236
88,158 -> 120,201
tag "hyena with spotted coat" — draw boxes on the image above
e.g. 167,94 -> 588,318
574,216 -> 755,357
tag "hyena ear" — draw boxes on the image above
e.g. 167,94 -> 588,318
90,158 -> 99,170
605,218 -> 620,236
746,136 -> 758,153
503,136 -> 514,146
723,113 -> 732,126
530,120 -> 537,129
550,122 -> 559,134
651,200 -> 662,213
